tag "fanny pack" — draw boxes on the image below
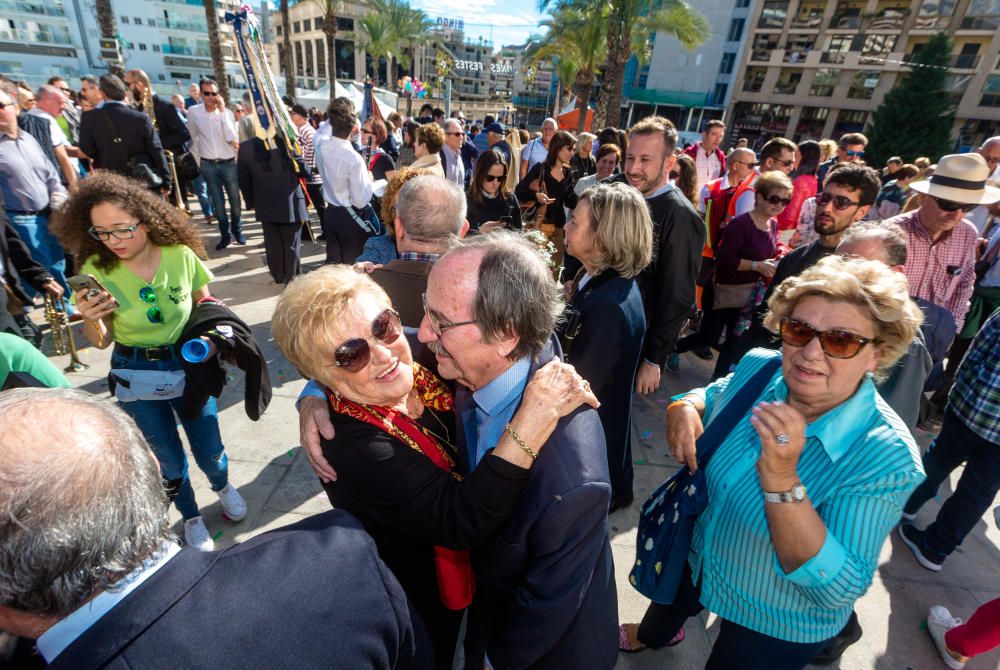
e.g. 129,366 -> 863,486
108,369 -> 186,402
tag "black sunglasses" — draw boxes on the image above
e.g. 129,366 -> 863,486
763,195 -> 792,206
931,196 -> 978,213
816,191 -> 862,211
201,91 -> 219,97
780,318 -> 877,359
331,308 -> 402,373
483,174 -> 506,183
773,158 -> 795,167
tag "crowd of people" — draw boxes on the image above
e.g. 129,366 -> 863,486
1,71 -> 999,670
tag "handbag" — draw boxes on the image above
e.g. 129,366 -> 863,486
175,151 -> 200,181
521,166 -> 549,231
712,281 -> 757,310
629,356 -> 780,604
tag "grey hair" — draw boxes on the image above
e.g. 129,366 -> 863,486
839,219 -> 908,266
442,118 -> 463,133
395,176 -> 467,244
541,117 -> 558,129
0,388 -> 172,617
446,230 -> 563,360
36,84 -> 62,102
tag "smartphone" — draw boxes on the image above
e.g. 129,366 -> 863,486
67,274 -> 116,306
500,215 -> 513,227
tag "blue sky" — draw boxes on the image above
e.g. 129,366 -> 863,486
408,0 -> 548,48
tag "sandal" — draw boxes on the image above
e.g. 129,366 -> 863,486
618,624 -> 685,653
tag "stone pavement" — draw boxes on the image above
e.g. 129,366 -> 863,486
44,210 -> 1000,670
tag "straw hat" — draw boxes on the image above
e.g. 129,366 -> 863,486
909,153 -> 1000,205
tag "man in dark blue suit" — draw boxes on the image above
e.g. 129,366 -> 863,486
0,388 -> 431,670
417,232 -> 618,669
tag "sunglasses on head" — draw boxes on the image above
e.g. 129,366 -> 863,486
931,196 -> 977,213
763,194 -> 792,207
331,308 -> 402,373
845,150 -> 865,158
780,318 -> 877,359
816,191 -> 862,211
483,174 -> 506,183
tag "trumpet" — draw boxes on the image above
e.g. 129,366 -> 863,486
43,294 -> 88,372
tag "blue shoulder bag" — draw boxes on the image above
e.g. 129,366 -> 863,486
629,357 -> 780,604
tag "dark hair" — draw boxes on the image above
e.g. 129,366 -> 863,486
595,143 -> 621,164
703,119 -> 725,133
518,129 -> 530,144
281,94 -> 296,107
54,171 -> 207,271
544,131 -> 576,169
483,114 -> 495,126
326,97 -> 356,139
80,74 -> 98,86
470,124 -> 481,133
98,74 -> 127,101
824,163 -> 882,206
838,132 -> 868,148
402,119 -> 420,146
672,154 -> 698,205
467,149 -> 511,205
364,117 -> 388,146
893,164 -> 920,181
47,76 -> 66,86
760,137 -> 797,164
290,103 -> 308,118
432,107 -> 445,119
419,103 -> 433,115
198,78 -> 218,92
790,140 -> 821,179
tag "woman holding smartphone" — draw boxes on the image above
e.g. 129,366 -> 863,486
56,171 -> 245,552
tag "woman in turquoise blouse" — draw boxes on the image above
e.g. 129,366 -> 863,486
620,255 -> 926,669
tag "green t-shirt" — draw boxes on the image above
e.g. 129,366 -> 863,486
0,332 -> 71,388
78,245 -> 213,347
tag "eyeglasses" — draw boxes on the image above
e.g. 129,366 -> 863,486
773,158 -> 794,167
780,318 -> 877,359
88,225 -> 138,240
762,195 -> 792,206
422,293 -> 476,336
931,196 -> 978,213
483,174 -> 506,183
59,87 -> 71,94
0,102 -> 7,110
331,308 -> 402,373
138,286 -> 164,324
816,191 -> 862,211
845,150 -> 865,158
734,160 -> 757,167
201,91 -> 218,97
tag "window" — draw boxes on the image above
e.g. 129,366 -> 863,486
713,83 -> 728,105
784,34 -> 815,62
316,38 -> 326,77
833,109 -> 867,135
774,69 -> 801,94
303,18 -> 311,31
158,74 -> 165,81
859,34 -> 897,64
743,67 -> 767,92
337,17 -> 354,31
847,71 -> 880,99
295,41 -> 304,75
134,17 -> 142,24
916,0 -> 955,28
727,18 -> 745,42
810,68 -> 840,96
276,25 -> 282,35
796,107 -> 829,139
736,0 -> 751,7
758,1 -> 789,28
293,21 -> 301,33
829,2 -> 862,29
821,34 -> 853,63
751,33 -> 780,61
791,1 -> 825,28
981,74 -> 1000,106
147,18 -> 155,26
305,40 -> 314,74
719,52 -> 735,74
121,15 -> 129,23
153,44 -> 160,52
962,0 -> 1000,28
138,43 -> 147,51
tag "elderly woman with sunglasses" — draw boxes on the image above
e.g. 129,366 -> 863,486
272,265 -> 596,669
620,255 -> 925,669
673,170 -> 793,374
55,171 -> 245,553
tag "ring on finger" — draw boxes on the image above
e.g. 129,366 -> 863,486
775,433 -> 791,445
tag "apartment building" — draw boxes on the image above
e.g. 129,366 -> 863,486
727,0 -> 1000,150
273,0 -> 369,89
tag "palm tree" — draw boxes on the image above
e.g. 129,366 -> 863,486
376,0 -> 432,87
94,0 -> 124,78
281,0 -> 294,96
590,0 -> 710,129
357,13 -> 395,84
312,0 -> 345,102
203,0 -> 230,103
533,0 -> 608,131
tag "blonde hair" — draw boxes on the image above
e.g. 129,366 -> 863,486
578,182 -> 653,278
755,170 -> 794,199
818,139 -> 838,163
763,255 -> 922,379
271,266 -> 391,382
577,132 -> 597,155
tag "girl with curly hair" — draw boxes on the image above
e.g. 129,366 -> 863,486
54,170 -> 245,552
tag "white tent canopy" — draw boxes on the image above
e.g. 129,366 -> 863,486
294,82 -> 396,118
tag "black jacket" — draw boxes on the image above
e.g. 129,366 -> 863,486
48,510 -> 433,670
1,196 -> 54,306
237,138 -> 309,223
151,94 -> 190,153
177,298 -> 271,421
17,113 -> 60,180
464,192 -> 521,232
79,102 -> 171,189
637,187 -> 707,366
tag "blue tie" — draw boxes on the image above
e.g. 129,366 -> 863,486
462,393 -> 480,471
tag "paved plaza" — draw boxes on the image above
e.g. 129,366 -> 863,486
44,209 -> 1000,670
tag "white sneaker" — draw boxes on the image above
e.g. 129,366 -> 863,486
927,606 -> 966,669
184,516 -> 214,552
217,483 -> 247,521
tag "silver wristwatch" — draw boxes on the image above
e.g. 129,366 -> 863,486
763,483 -> 807,504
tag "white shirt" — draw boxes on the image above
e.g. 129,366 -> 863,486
27,108 -> 79,172
315,132 -> 373,208
37,542 -> 182,663
186,103 -> 238,161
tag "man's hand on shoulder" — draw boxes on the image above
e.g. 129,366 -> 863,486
635,361 -> 661,395
299,395 -> 338,482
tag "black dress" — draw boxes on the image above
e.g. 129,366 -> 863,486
465,192 -> 522,231
515,163 -> 575,228
321,405 -> 530,669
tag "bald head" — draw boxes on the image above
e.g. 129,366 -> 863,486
979,136 -> 1000,175
727,147 -> 756,182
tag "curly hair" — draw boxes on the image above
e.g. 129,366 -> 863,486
380,166 -> 435,235
54,170 -> 207,271
763,255 -> 923,380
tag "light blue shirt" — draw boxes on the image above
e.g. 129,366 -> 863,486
37,542 -> 181,662
682,348 -> 925,643
643,180 -> 674,200
466,357 -> 531,469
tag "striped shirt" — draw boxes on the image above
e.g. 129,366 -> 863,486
948,308 -> 1000,443
887,210 -> 978,332
296,122 -> 321,185
685,348 -> 924,643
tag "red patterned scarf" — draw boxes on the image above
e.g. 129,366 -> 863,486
326,363 -> 474,610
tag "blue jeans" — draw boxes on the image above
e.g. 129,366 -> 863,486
191,174 -> 214,217
199,160 -> 241,240
111,349 -> 229,520
6,210 -> 69,298
904,408 -> 1000,557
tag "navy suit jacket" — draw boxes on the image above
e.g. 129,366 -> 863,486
237,138 -> 309,223
455,337 -> 619,669
78,103 -> 170,189
48,510 -> 432,670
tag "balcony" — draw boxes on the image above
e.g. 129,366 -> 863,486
162,44 -> 211,58
774,80 -> 799,95
869,8 -> 908,29
951,53 -> 982,69
0,26 -> 72,44
820,51 -> 849,64
960,16 -> 1000,30
0,0 -> 65,16
790,3 -> 824,29
829,13 -> 861,29
161,18 -> 209,33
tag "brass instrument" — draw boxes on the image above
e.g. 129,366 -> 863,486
43,295 -> 88,372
